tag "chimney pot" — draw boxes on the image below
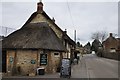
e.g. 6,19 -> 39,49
110,33 -> 113,37
64,29 -> 67,34
52,17 -> 55,22
37,1 -> 43,13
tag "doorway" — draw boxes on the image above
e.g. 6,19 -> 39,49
2,50 -> 7,73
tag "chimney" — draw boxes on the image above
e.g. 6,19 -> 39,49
64,29 -> 67,34
52,17 -> 55,22
110,33 -> 113,37
37,0 -> 43,13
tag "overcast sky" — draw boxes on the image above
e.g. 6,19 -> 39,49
0,0 -> 119,45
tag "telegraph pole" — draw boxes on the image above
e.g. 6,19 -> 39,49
74,30 -> 76,44
2,26 -> 16,36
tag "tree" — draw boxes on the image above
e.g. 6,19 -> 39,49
76,42 -> 80,47
91,39 -> 103,56
87,42 -> 91,46
91,39 -> 101,52
91,31 -> 108,42
84,42 -> 92,54
80,44 -> 83,47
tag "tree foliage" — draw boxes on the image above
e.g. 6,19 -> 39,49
91,39 -> 101,52
76,42 -> 80,47
91,31 -> 108,42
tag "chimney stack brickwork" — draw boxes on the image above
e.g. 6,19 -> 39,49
37,1 -> 43,13
109,33 -> 113,37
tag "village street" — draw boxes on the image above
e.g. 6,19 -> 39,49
71,54 -> 119,78
2,54 -> 119,80
1,1 -> 119,80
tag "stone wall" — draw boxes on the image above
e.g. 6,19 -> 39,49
16,50 -> 38,75
46,51 -> 62,73
7,50 -> 38,76
51,52 -> 61,73
6,50 -> 62,76
6,50 -> 15,75
101,52 -> 120,61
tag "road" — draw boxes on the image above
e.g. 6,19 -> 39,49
2,54 -> 119,80
72,54 -> 119,78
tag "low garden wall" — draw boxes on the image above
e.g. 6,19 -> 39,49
101,52 -> 120,61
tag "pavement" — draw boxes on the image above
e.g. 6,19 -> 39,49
1,54 -> 119,80
71,55 -> 88,78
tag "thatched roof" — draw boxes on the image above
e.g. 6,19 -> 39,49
23,11 -> 75,46
0,35 -> 4,41
2,22 -> 66,51
23,11 -> 63,33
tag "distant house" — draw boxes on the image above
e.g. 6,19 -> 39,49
84,42 -> 91,54
2,1 -> 75,76
91,39 -> 102,53
102,33 -> 119,53
62,31 -> 76,60
75,45 -> 83,58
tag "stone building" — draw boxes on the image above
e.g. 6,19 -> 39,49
2,22 -> 66,76
62,30 -> 75,60
2,1 -> 75,76
102,33 -> 119,53
102,33 -> 120,60
116,38 -> 120,52
22,1 -> 75,60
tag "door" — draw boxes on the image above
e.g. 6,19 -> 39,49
2,50 -> 7,73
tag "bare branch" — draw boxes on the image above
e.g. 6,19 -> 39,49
91,31 -> 108,42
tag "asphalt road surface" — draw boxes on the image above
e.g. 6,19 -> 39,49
2,54 -> 119,80
72,54 -> 119,79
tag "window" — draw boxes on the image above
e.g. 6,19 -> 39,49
54,53 -> 59,55
54,53 -> 59,57
110,48 -> 116,52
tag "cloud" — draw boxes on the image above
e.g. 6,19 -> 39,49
1,2 -> 36,28
1,2 -> 118,45
1,0 -> 119,2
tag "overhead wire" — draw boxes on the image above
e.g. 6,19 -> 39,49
66,0 -> 75,30
66,0 -> 77,42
